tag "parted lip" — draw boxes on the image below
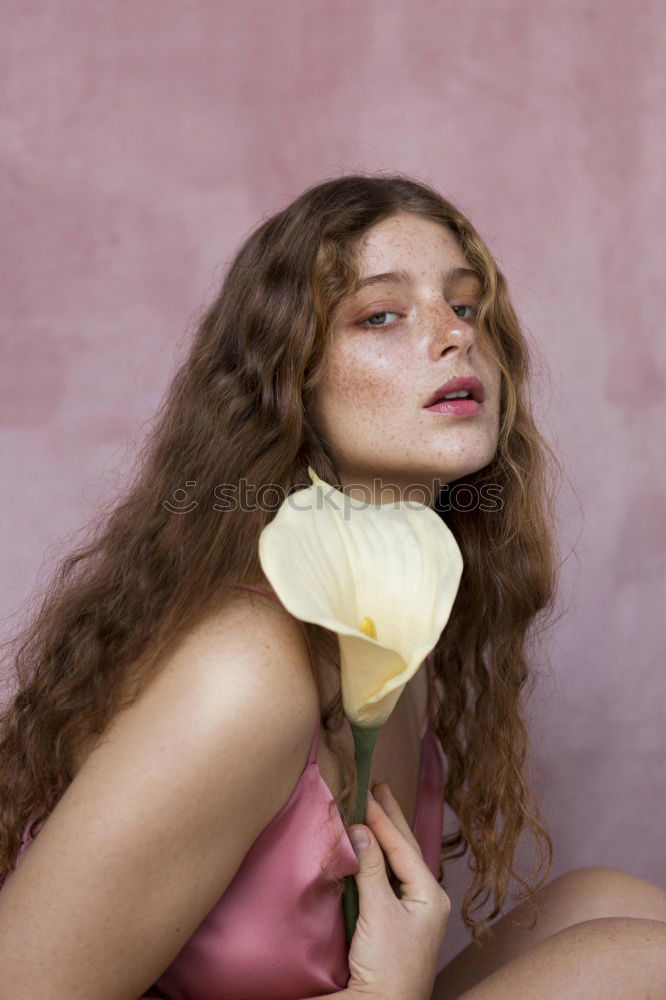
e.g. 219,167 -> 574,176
423,375 -> 485,407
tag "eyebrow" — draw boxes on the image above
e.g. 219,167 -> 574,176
352,265 -> 482,293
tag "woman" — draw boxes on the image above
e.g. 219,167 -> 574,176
0,174 -> 664,999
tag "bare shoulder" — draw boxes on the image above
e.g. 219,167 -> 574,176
155,584 -> 319,732
0,587 -> 319,999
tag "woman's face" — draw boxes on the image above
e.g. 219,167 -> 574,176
311,212 -> 502,505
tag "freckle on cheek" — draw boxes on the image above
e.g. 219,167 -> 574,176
335,370 -> 380,400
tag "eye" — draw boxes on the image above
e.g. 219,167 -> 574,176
357,310 -> 401,329
451,304 -> 477,320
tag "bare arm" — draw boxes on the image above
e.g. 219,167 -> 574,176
0,592 -> 318,1000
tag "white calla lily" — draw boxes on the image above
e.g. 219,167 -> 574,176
258,466 -> 463,945
259,466 -> 464,727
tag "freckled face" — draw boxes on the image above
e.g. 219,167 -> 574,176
310,212 -> 502,504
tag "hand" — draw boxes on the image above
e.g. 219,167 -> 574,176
346,782 -> 451,1000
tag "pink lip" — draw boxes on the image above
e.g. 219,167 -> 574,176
424,398 -> 483,416
423,375 -> 485,408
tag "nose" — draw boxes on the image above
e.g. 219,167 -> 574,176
426,299 -> 476,361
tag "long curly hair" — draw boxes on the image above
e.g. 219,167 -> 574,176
0,172 -> 564,948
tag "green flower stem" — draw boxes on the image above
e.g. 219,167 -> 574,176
343,721 -> 382,946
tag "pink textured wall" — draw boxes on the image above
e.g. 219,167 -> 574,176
2,0 -> 664,966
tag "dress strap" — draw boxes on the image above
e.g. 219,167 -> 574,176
229,583 -> 321,764
425,653 -> 435,732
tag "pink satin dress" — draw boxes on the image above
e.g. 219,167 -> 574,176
10,583 -> 446,999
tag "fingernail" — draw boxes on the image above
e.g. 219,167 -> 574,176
349,827 -> 370,854
366,788 -> 374,801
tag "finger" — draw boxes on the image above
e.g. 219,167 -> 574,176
364,793 -> 434,900
348,822 -> 406,914
370,782 -> 423,858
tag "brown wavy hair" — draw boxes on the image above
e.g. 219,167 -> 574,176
0,171 -> 566,948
